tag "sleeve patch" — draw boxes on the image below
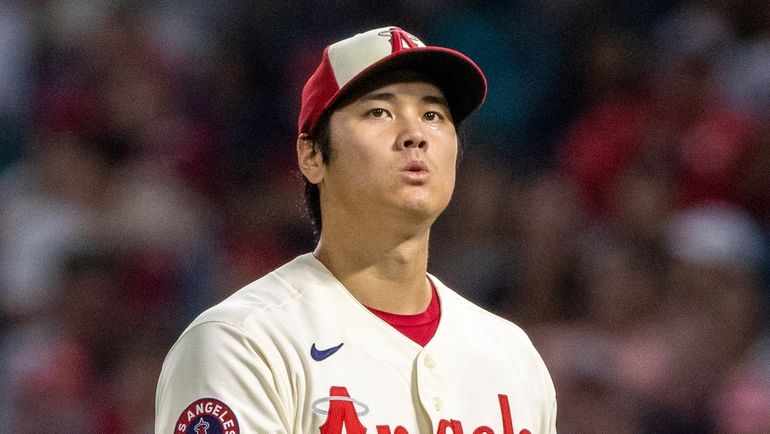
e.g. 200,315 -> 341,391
174,398 -> 240,434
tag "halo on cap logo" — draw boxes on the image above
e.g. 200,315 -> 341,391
174,398 -> 239,434
378,27 -> 422,50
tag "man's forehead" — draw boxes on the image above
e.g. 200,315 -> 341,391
356,81 -> 447,104
337,69 -> 447,108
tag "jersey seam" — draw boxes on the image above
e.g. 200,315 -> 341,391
166,319 -> 255,357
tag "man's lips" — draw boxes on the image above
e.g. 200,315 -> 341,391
400,161 -> 430,183
402,161 -> 430,173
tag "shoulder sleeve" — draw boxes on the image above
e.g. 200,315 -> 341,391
155,321 -> 292,434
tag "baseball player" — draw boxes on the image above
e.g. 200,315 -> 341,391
155,26 -> 557,434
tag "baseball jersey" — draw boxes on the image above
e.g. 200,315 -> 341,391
155,253 -> 557,434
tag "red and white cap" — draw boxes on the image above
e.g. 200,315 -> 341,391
298,26 -> 487,135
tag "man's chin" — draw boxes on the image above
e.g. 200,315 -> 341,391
395,202 -> 446,227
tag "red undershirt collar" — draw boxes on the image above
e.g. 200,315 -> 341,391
366,278 -> 441,347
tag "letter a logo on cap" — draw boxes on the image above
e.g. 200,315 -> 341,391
384,27 -> 419,52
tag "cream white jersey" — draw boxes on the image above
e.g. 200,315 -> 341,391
155,253 -> 557,434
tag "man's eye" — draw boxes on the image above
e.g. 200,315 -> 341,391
368,108 -> 388,118
424,111 -> 441,121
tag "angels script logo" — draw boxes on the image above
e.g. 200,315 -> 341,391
316,386 -> 532,434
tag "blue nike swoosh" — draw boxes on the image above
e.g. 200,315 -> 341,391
311,342 -> 344,361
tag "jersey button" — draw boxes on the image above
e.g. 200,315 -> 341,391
424,355 -> 436,369
433,397 -> 443,411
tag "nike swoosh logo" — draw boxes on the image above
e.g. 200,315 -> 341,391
311,342 -> 344,361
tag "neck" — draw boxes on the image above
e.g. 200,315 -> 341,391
314,218 -> 433,314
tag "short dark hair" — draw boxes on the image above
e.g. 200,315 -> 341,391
301,70 -> 465,239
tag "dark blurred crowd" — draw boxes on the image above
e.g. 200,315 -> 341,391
1,1 -> 769,433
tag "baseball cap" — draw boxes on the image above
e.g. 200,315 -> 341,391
298,26 -> 487,135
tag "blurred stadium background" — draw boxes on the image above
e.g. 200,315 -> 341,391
1,1 -> 770,433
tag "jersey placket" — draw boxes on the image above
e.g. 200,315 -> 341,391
415,348 -> 450,430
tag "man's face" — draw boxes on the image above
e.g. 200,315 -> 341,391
320,80 -> 458,228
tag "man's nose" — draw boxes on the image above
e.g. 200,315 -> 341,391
396,116 -> 428,150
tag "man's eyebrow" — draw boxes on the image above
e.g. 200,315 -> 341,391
359,92 -> 395,102
422,94 -> 449,108
358,92 -> 449,108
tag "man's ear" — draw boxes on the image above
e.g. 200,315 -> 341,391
297,134 -> 325,184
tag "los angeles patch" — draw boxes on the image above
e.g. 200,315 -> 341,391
175,398 -> 239,434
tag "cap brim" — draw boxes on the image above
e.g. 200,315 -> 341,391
329,47 -> 487,125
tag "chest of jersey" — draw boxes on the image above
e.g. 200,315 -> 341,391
298,329 -> 544,434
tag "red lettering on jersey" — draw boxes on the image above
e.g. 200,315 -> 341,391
317,388 -> 532,434
498,395 -> 513,434
437,419 -> 464,433
319,386 -> 367,434
376,426 -> 408,434
389,28 -> 418,53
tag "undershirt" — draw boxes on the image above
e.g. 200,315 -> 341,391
366,280 -> 441,347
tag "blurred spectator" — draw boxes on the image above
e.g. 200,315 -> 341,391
4,248 -> 125,433
619,203 -> 766,432
559,4 -> 758,218
732,129 -> 770,230
577,227 -> 666,335
533,325 -> 643,433
0,132 -> 111,322
712,333 -> 770,434
500,171 -> 584,324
